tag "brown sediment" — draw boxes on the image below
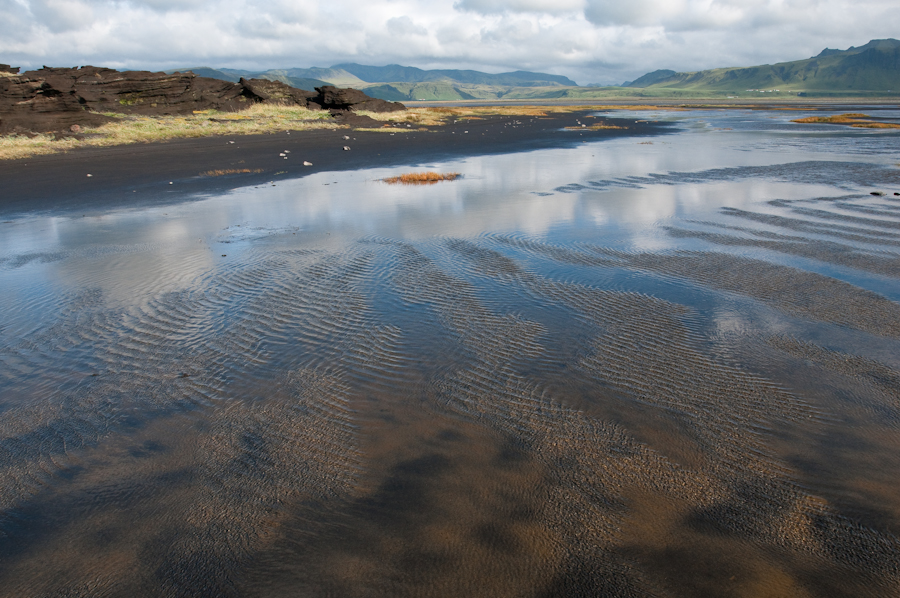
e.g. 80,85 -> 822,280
0,249 -> 383,594
565,124 -> 627,130
2,234 -> 900,595
382,171 -> 461,185
766,336 -> 900,424
595,249 -> 900,338
439,238 -> 900,594
664,226 -> 900,278
489,234 -> 900,339
716,207 -> 900,244
793,113 -> 900,129
200,168 -> 266,176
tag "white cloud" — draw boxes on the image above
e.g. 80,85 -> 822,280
29,0 -> 96,33
455,0 -> 585,15
1,0 -> 898,85
387,16 -> 428,36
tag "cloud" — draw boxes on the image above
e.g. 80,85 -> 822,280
28,0 -> 96,33
387,16 -> 428,37
454,0 -> 585,15
583,0 -> 747,30
1,0 -> 898,86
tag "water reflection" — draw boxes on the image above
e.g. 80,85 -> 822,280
1,108 -> 900,597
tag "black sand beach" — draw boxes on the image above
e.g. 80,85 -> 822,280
0,111 -> 667,215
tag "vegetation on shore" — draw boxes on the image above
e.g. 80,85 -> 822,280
0,104 -> 676,160
792,113 -> 900,129
0,104 -> 338,160
3,102 -> 896,161
382,171 -> 461,184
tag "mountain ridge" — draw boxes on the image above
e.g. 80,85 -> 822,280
626,38 -> 900,91
168,64 -> 575,93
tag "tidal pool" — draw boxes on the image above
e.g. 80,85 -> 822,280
2,108 -> 900,597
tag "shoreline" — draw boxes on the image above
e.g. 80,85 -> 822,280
0,110 -> 670,216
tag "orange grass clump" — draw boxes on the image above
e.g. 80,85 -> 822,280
201,168 -> 265,176
793,113 -> 900,129
793,113 -> 869,123
382,171 -> 461,185
565,124 -> 626,130
849,122 -> 900,129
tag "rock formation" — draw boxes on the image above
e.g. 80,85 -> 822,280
0,64 -> 405,134
308,85 -> 404,113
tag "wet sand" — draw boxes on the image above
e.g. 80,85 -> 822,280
0,110 -> 665,216
1,107 -> 900,597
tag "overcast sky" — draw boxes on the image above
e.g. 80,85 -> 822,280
2,0 -> 898,85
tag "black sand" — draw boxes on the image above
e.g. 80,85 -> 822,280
0,111 -> 669,216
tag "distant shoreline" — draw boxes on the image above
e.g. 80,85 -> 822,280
0,109 -> 668,217
2,100 -> 897,218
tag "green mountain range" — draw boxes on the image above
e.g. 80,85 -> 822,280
168,64 -> 575,100
170,40 -> 900,101
625,39 -> 900,94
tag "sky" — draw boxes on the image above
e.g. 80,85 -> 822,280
2,0 -> 898,85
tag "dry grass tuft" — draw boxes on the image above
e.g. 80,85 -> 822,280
355,104 -> 680,127
0,104 -> 341,160
565,124 -> 626,131
793,113 -> 900,129
0,102 -> 684,161
200,168 -> 265,176
850,122 -> 900,129
382,171 -> 461,185
793,113 -> 869,123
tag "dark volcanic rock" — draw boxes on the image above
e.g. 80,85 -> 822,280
0,70 -> 116,134
310,85 -> 405,113
24,66 -> 253,116
1,66 -> 404,133
239,78 -> 316,105
329,111 -> 383,127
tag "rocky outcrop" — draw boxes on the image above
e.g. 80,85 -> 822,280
0,68 -> 117,134
0,65 -> 405,133
239,77 -> 316,106
309,85 -> 405,113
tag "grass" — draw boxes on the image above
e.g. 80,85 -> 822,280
0,102 -> 699,161
354,104 -> 682,128
0,104 -> 340,160
565,124 -> 626,131
792,113 -> 900,129
382,172 -> 461,185
200,168 -> 265,176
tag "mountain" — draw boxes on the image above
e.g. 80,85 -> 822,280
166,67 -> 332,91
626,39 -> 900,92
167,63 -> 576,97
626,69 -> 676,88
332,63 -> 576,87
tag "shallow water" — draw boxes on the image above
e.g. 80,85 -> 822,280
2,108 -> 900,597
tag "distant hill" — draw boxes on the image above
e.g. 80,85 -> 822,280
626,70 -> 677,88
167,64 -> 576,98
626,39 -> 900,92
332,63 -> 576,87
167,42 -> 900,102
